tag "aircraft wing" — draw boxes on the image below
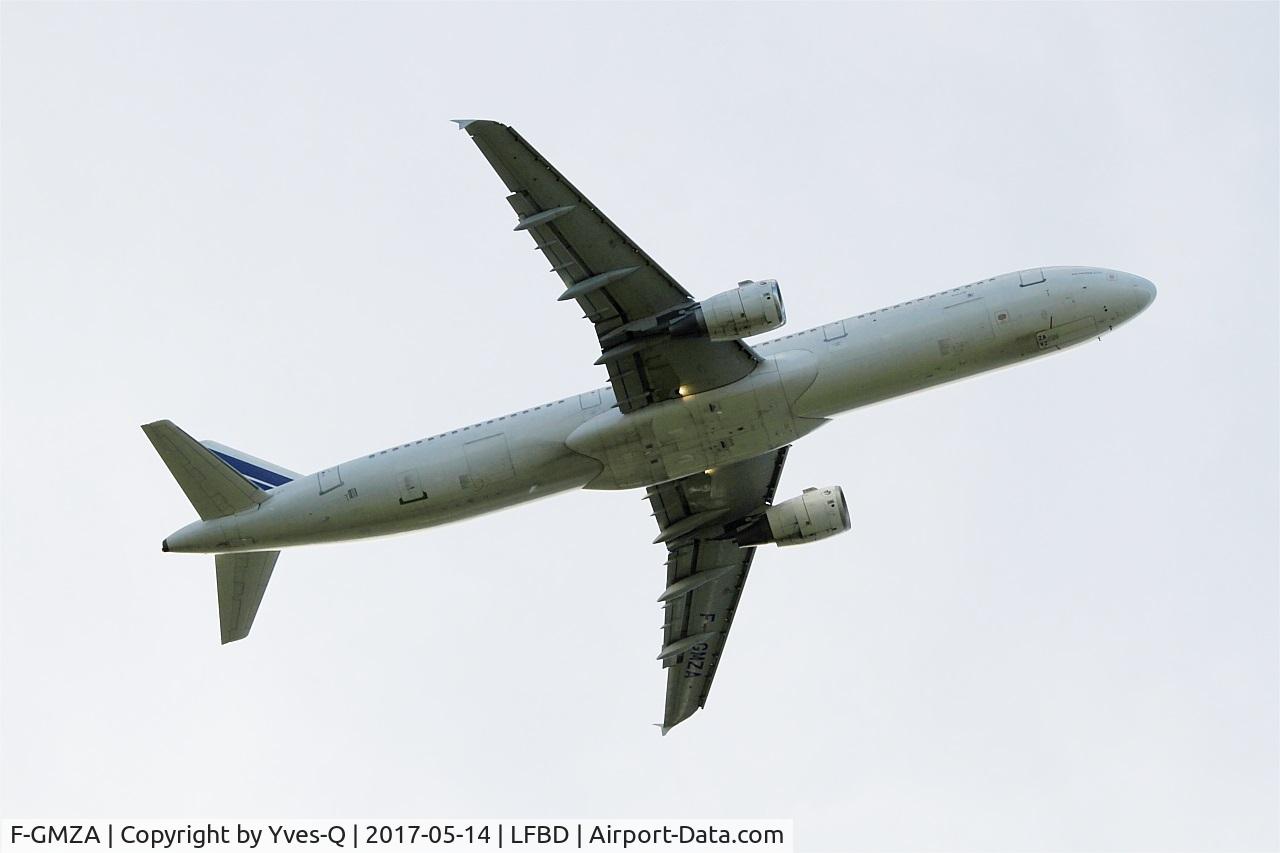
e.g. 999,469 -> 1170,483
648,446 -> 789,733
457,120 -> 759,413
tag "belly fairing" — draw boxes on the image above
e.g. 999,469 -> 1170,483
566,350 -> 825,489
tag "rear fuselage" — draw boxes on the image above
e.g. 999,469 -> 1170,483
164,266 -> 1155,553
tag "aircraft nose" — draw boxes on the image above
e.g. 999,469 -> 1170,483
1132,275 -> 1157,313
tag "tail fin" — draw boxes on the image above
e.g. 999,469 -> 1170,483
217,550 -> 280,643
201,441 -> 299,492
142,420 -> 267,520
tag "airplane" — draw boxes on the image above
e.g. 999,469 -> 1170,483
144,119 -> 1156,733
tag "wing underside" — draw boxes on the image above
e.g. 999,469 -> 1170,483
458,120 -> 759,412
649,447 -> 789,732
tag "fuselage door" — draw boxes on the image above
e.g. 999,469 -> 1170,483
823,320 -> 847,341
463,433 -> 515,489
317,466 -> 343,495
398,469 -> 426,504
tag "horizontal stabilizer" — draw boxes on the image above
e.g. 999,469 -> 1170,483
216,550 -> 280,644
142,420 -> 266,520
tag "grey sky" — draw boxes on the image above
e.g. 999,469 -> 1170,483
2,2 -> 1276,851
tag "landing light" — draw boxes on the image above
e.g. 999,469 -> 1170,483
678,385 -> 692,397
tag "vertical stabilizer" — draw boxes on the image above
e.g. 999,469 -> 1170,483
201,441 -> 299,492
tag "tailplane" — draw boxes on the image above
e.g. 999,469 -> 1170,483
142,420 -> 267,520
216,550 -> 280,643
143,420 -> 289,644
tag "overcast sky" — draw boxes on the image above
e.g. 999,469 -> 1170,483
3,3 -> 1276,851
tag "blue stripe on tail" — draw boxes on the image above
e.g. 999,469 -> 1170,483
210,449 -> 293,490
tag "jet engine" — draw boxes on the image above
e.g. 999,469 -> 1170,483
671,279 -> 786,341
734,486 -> 850,547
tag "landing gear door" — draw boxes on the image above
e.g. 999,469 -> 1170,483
1036,316 -> 1097,350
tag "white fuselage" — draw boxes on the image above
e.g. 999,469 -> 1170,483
164,266 -> 1155,553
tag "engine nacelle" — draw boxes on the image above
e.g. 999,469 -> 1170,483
674,279 -> 786,341
735,486 -> 850,547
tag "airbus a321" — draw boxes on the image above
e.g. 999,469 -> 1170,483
145,120 -> 1156,732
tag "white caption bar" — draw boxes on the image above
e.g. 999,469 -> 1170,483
2,821 -> 792,853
